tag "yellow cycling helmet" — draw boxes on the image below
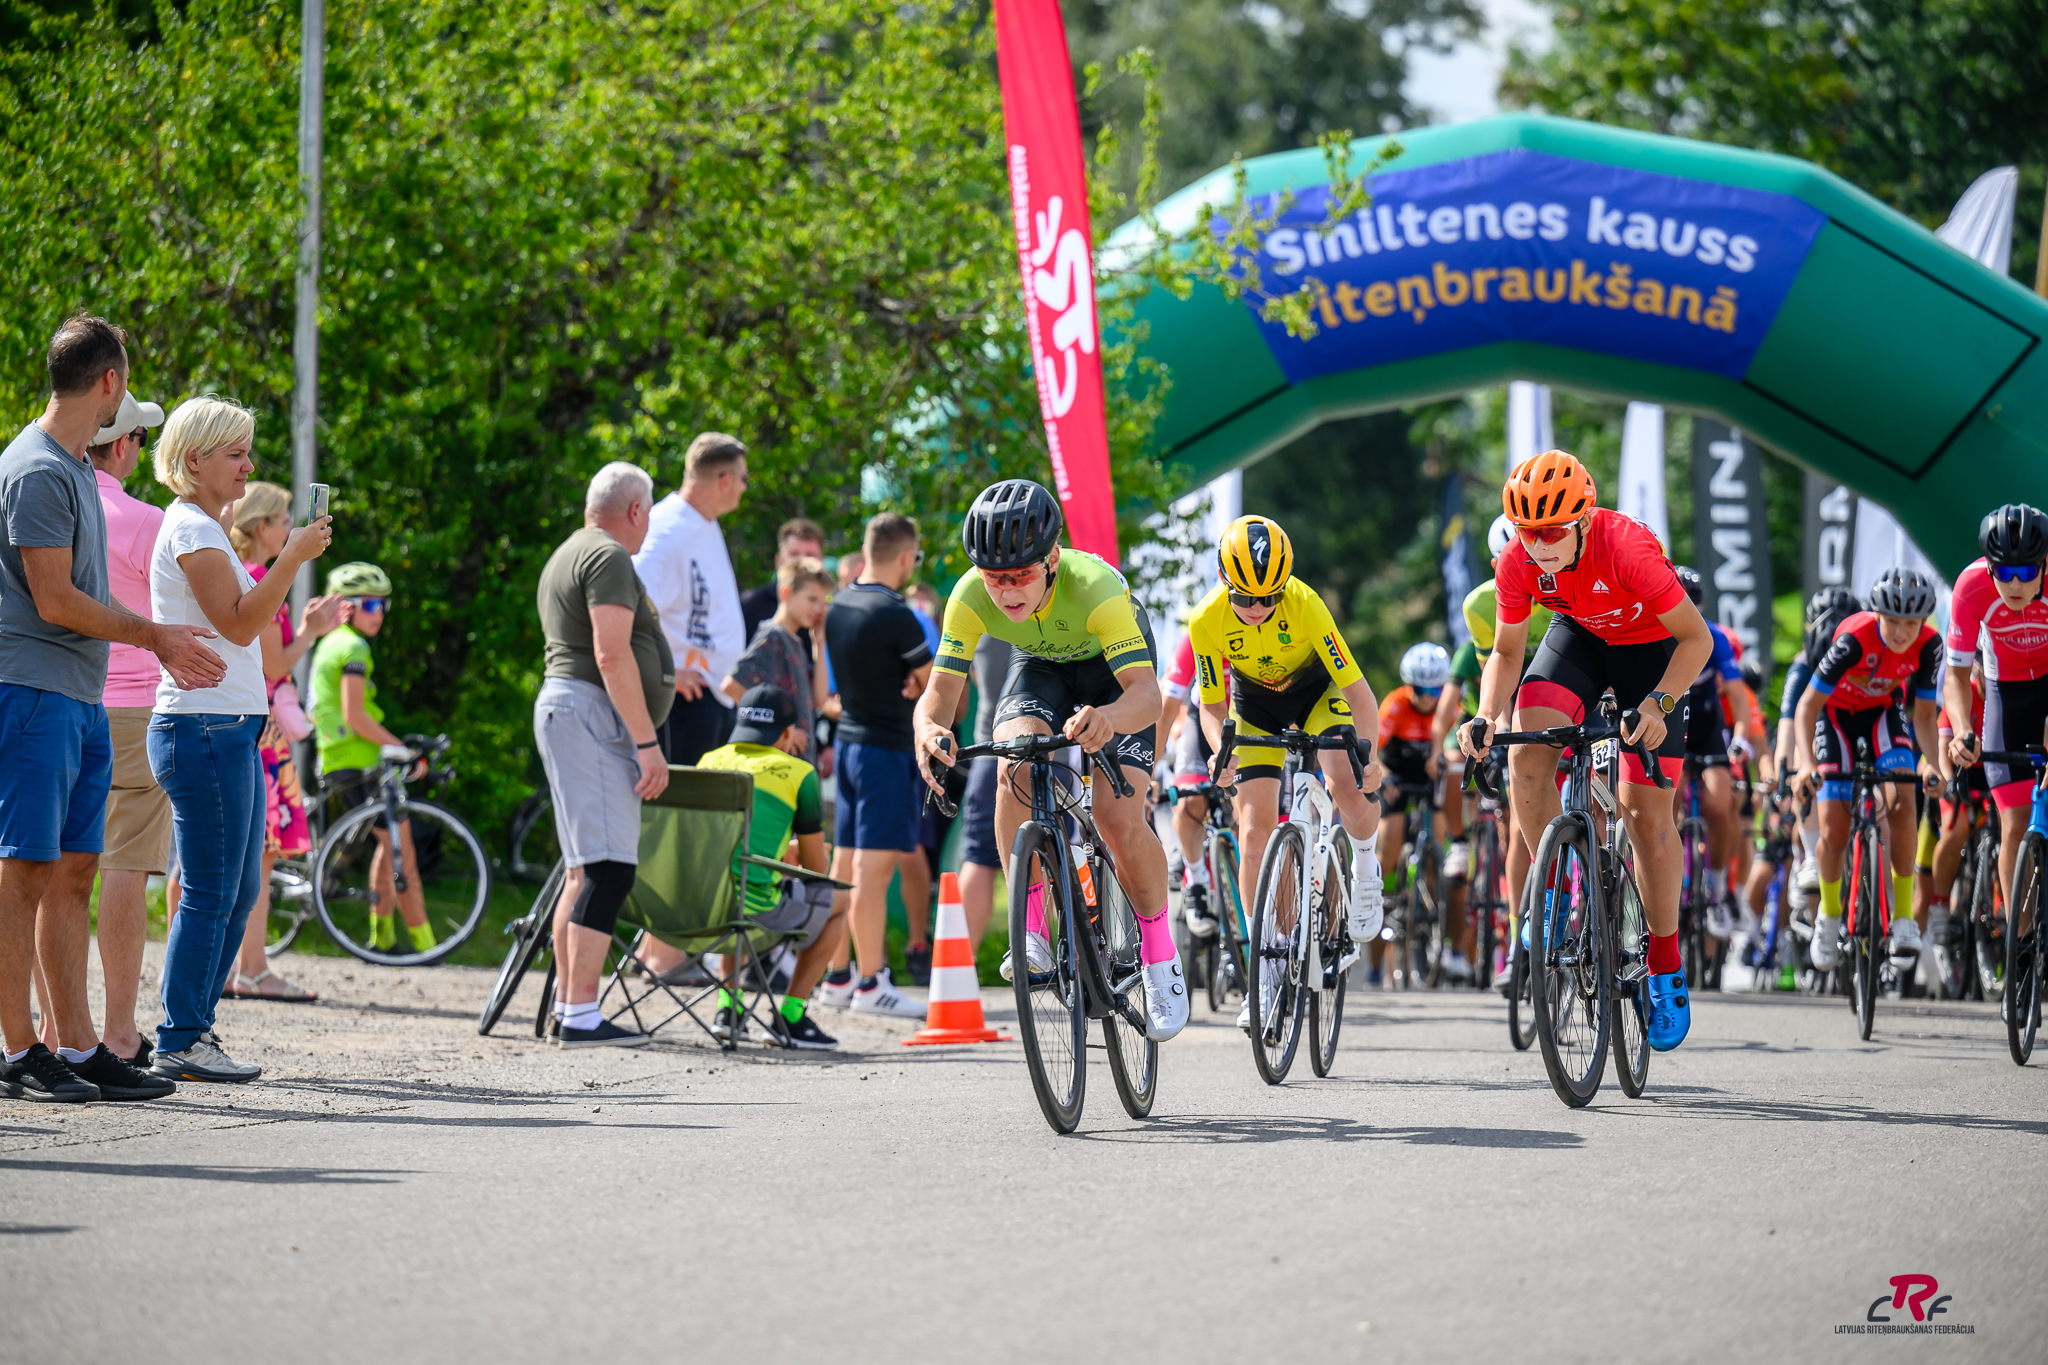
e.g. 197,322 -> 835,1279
1219,515 -> 1292,597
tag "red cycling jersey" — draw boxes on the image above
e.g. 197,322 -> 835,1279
1810,611 -> 1941,712
1495,508 -> 1686,647
1378,686 -> 1438,747
1945,559 -> 2048,682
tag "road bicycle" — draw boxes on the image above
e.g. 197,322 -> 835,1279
505,783 -> 559,885
1161,774 -> 1250,1013
931,733 -> 1157,1134
304,734 -> 492,966
1819,739 -> 1925,1041
1462,768 -> 1507,990
1381,777 -> 1442,990
1974,749 -> 2048,1065
1215,721 -> 1373,1085
1487,697 -> 1666,1108
477,861 -> 561,1039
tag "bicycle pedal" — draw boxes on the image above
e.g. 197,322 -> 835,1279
1618,961 -> 1648,985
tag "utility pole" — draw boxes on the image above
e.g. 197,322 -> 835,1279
292,0 -> 325,645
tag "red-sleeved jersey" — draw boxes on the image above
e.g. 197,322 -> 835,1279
1164,632 -> 1228,704
1938,675 -> 1985,737
1495,509 -> 1686,646
1379,686 -> 1439,747
1945,559 -> 2048,682
1811,611 -> 1942,713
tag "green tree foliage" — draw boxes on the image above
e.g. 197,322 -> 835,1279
1066,0 -> 1481,198
0,0 -> 1184,828
1501,0 -> 2048,286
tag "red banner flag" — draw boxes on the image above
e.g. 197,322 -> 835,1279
995,0 -> 1118,564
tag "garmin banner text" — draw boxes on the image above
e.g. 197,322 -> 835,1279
1693,419 -> 1772,673
1235,149 -> 1827,385
996,0 -> 1118,564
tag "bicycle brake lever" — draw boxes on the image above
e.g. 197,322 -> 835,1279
1093,748 -> 1135,800
1621,709 -> 1674,790
1211,718 -> 1237,786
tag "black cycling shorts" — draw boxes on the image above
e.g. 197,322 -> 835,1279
1381,738 -> 1435,795
1684,678 -> 1731,764
1514,616 -> 1686,786
1985,675 -> 2048,808
1812,699 -> 1913,776
992,605 -> 1157,773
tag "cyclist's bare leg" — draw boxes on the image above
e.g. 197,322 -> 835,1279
1815,799 -> 1851,882
991,714 -> 1059,914
1172,794 -> 1207,877
1370,806 -> 1409,970
959,862 -> 998,948
1931,801 -> 1968,900
1318,745 -> 1382,937
1504,705 -> 1570,856
1998,805 -> 2029,930
1617,778 -> 1683,937
1093,764 -> 1169,914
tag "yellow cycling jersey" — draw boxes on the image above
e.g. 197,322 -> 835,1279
933,549 -> 1152,676
1185,579 -> 1362,704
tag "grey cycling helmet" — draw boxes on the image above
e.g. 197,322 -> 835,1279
1980,503 -> 2048,567
961,479 -> 1062,570
1867,566 -> 1938,619
1399,642 -> 1451,690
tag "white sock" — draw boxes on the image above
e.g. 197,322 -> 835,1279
4,1047 -> 28,1064
560,1000 -> 602,1031
1707,868 -> 1727,898
1182,858 -> 1210,889
1351,839 -> 1380,886
56,1045 -> 96,1065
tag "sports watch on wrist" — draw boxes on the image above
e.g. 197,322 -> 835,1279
1645,690 -> 1677,715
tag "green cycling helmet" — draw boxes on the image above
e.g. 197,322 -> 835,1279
326,561 -> 392,597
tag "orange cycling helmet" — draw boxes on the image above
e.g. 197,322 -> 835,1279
1503,449 -> 1597,527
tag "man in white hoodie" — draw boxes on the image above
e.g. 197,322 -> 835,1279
634,432 -> 747,765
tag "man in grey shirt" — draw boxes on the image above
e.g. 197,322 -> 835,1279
0,315 -> 223,1105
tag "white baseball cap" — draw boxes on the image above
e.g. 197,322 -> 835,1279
92,392 -> 166,446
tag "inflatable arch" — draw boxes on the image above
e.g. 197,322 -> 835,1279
1108,114 -> 2048,575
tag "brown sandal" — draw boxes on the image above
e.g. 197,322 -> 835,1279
225,969 -> 318,1002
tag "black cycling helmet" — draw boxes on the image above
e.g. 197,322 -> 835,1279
961,479 -> 1062,570
1674,565 -> 1703,605
1980,503 -> 2048,567
1805,587 -> 1859,626
1739,657 -> 1764,692
1868,566 -> 1939,619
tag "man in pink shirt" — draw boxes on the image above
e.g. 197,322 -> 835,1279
90,392 -> 168,1065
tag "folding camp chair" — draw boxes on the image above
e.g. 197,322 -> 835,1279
476,765 -> 847,1052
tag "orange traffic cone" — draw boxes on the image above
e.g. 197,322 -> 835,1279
904,872 -> 1008,1046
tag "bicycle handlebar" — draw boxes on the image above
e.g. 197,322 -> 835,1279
1210,719 -> 1378,800
923,732 -> 1133,818
1480,707 -> 1673,791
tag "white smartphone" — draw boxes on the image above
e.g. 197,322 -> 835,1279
308,483 -> 330,521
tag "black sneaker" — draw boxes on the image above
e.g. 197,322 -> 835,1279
711,1006 -> 748,1043
71,1045 -> 177,1101
555,1019 -> 649,1050
773,1010 -> 839,1051
2,1044 -> 100,1103
904,942 -> 933,988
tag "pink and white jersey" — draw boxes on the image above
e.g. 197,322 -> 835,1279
1164,631 -> 1227,703
1946,558 -> 2048,682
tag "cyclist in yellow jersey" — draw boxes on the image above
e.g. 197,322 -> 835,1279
913,480 -> 1185,1042
1186,515 -> 1385,1028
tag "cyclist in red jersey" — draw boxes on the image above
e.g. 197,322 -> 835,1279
1461,450 -> 1717,1052
1945,504 -> 2048,915
1791,569 -> 1944,967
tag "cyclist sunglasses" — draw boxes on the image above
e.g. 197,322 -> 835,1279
1228,590 -> 1283,609
1993,562 -> 2042,583
354,598 -> 388,614
981,564 -> 1043,589
1411,685 -> 1443,700
1517,523 -> 1576,547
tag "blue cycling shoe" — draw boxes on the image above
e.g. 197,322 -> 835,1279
1645,971 -> 1690,1052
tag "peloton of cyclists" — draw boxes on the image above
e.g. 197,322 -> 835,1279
1461,450 -> 1719,1052
1672,565 -> 1752,947
913,479 -> 1189,1042
1376,642 -> 1464,984
1185,515 -> 1387,1032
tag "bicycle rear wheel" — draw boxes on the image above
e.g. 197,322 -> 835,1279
1097,858 -> 1159,1119
1208,837 -> 1247,1011
506,787 -> 559,884
1973,826 -> 2002,1001
2006,833 -> 2043,1065
1679,817 -> 1710,988
1507,878 -> 1538,1051
1248,822 -> 1309,1084
1529,816 -> 1610,1107
1309,840 -> 1349,1077
313,798 -> 492,966
1609,850 -> 1651,1098
1009,823 -> 1087,1133
479,861 -> 563,1036
1850,827 -> 1882,1041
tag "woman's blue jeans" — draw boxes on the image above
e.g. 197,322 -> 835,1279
148,712 -> 267,1054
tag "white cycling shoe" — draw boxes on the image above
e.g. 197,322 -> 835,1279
1810,915 -> 1844,969
1140,959 -> 1189,1041
1349,874 -> 1384,944
1888,917 -> 1923,964
999,930 -> 1055,983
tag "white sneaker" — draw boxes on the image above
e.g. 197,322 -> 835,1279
1889,917 -> 1923,963
1183,884 -> 1218,938
998,931 -> 1055,983
1140,959 -> 1189,1041
1810,915 -> 1844,969
813,973 -> 857,1010
1796,856 -> 1821,896
1349,873 -> 1384,943
850,968 -> 924,1019
1706,897 -> 1734,940
1442,949 -> 1475,983
1443,840 -> 1471,880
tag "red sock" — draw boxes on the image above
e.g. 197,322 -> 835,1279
1648,932 -> 1681,976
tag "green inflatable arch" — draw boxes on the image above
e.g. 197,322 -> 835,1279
1110,114 -> 2048,576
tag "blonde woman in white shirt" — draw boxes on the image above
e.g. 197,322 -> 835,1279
145,397 -> 330,1086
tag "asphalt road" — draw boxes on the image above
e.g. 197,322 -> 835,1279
4,948 -> 2043,1364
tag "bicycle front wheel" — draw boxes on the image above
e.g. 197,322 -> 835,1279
1248,822 -> 1309,1084
1609,847 -> 1651,1099
479,861 -> 562,1036
1529,815 -> 1610,1107
2006,833 -> 2043,1065
1850,826 -> 1883,1041
1097,857 -> 1159,1120
313,798 -> 492,966
1009,823 -> 1086,1133
265,857 -> 314,956
1309,835 -> 1350,1077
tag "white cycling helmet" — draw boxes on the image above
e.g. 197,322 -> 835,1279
1399,642 -> 1451,690
1486,513 -> 1516,561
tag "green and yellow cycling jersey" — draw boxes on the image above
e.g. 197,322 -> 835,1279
1463,578 -> 1550,659
934,550 -> 1152,677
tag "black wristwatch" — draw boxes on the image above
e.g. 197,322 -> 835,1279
1645,690 -> 1677,716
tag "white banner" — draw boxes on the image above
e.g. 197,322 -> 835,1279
1617,402 -> 1668,548
1937,166 -> 2019,277
1506,380 -> 1551,475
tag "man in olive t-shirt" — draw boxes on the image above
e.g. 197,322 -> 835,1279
531,463 -> 676,1050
